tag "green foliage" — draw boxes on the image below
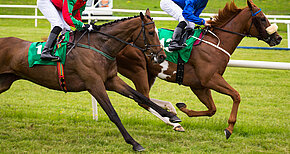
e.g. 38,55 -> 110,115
0,0 -> 289,153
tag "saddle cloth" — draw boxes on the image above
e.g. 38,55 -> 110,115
158,28 -> 202,64
28,32 -> 70,67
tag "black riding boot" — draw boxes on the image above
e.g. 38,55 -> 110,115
40,26 -> 62,61
169,21 -> 187,51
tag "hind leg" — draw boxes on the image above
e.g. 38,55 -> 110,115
0,74 -> 20,94
177,87 -> 216,117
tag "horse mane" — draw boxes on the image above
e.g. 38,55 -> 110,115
93,14 -> 153,31
92,14 -> 153,31
208,1 -> 244,27
97,16 -> 140,29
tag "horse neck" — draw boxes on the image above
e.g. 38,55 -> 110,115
95,18 -> 142,57
215,8 -> 251,55
74,18 -> 142,58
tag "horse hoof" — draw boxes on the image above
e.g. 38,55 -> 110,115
176,103 -> 187,109
173,125 -> 185,132
169,115 -> 182,123
224,129 -> 232,139
133,144 -> 145,151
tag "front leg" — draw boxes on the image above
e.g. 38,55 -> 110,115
105,76 -> 181,123
87,78 -> 144,151
205,73 -> 241,139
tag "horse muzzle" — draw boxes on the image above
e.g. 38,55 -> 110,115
263,32 -> 282,47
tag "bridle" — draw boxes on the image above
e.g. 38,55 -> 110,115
211,8 -> 272,42
133,20 -> 164,61
95,20 -> 153,52
96,19 -> 163,60
67,16 -> 163,61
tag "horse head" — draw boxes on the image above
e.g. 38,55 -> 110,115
134,9 -> 166,64
245,0 -> 282,46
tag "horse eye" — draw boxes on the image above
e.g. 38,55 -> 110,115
261,18 -> 266,22
149,31 -> 154,36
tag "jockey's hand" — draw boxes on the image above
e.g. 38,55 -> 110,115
83,24 -> 94,31
204,20 -> 211,27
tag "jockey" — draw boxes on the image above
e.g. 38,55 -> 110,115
37,0 -> 91,61
160,0 -> 211,51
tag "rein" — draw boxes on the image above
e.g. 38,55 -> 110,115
193,8 -> 263,58
95,20 -> 163,59
67,19 -> 162,61
77,43 -> 116,61
211,8 -> 262,38
211,26 -> 251,37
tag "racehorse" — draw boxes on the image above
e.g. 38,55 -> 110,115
115,0 -> 282,138
0,9 -> 182,151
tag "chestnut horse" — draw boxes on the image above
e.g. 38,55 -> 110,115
0,10 -> 182,151
115,0 -> 282,138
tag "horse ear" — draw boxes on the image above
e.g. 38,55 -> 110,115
247,0 -> 253,10
145,8 -> 151,17
140,12 -> 144,20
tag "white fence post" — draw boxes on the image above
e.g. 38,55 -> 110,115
92,96 -> 98,121
287,23 -> 290,48
35,7 -> 37,27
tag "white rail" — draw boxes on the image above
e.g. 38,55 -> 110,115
228,60 -> 290,70
0,5 -> 39,27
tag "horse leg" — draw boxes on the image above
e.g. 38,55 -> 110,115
0,74 -> 20,94
150,98 -> 177,115
135,73 -> 177,114
132,74 -> 184,131
147,102 -> 184,132
88,80 -> 145,151
134,76 -> 177,114
204,73 -> 241,139
176,87 -> 217,117
104,76 -> 181,123
91,96 -> 184,131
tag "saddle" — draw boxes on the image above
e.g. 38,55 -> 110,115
28,32 -> 70,92
28,32 -> 70,67
158,27 -> 204,85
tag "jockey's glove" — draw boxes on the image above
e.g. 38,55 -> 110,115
83,24 -> 94,32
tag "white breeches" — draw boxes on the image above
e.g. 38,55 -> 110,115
160,0 -> 195,29
37,0 -> 71,34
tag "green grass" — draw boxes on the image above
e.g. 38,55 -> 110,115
0,0 -> 290,153
0,69 -> 289,153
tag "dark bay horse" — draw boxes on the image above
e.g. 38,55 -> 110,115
115,0 -> 282,138
0,9 -> 182,151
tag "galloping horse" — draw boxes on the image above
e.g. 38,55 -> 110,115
0,9 -> 182,151
116,0 -> 282,138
